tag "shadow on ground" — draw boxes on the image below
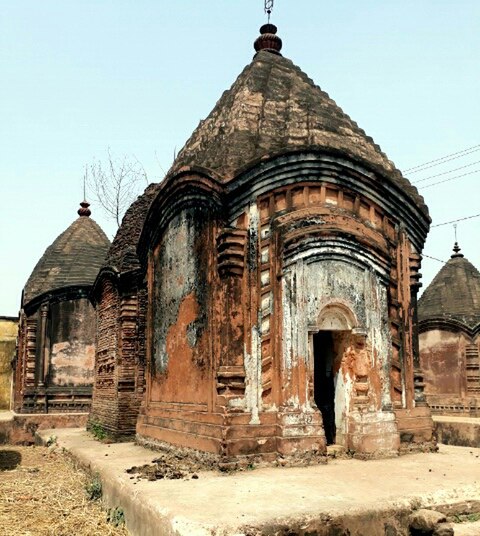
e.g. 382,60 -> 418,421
0,449 -> 22,470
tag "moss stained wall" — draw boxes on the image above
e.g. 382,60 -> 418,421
0,317 -> 18,409
48,299 -> 95,386
150,208 -> 210,405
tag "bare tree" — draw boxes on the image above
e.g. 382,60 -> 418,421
86,148 -> 148,227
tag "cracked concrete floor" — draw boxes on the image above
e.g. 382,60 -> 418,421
34,429 -> 480,535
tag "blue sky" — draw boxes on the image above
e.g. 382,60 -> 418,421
1,0 -> 479,316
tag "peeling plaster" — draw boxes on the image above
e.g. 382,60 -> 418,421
152,210 -> 207,373
282,256 -> 393,425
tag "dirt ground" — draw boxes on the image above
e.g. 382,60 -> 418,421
0,445 -> 129,536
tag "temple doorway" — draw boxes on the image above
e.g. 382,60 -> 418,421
313,330 -> 349,446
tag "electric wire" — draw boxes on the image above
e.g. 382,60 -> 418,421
418,169 -> 480,190
422,253 -> 446,264
404,144 -> 480,174
412,160 -> 480,185
430,212 -> 480,228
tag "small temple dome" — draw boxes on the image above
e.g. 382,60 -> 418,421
23,202 -> 111,307
418,245 -> 480,329
168,30 -> 427,216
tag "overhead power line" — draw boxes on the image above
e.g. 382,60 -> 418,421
412,160 -> 480,185
430,212 -> 480,228
404,143 -> 480,174
422,253 -> 446,264
418,169 -> 480,190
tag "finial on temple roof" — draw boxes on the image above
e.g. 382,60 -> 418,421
254,0 -> 282,55
265,0 -> 274,23
451,224 -> 463,258
78,200 -> 91,217
451,242 -> 464,258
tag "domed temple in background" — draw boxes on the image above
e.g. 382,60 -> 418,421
419,244 -> 480,416
95,23 -> 436,462
13,202 -> 110,414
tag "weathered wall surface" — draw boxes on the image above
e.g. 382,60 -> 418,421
137,154 -> 432,459
434,417 -> 480,447
280,257 -> 398,454
0,317 -> 17,409
282,259 -> 392,410
420,328 -> 480,415
150,208 -> 211,405
48,298 -> 95,386
420,329 -> 467,397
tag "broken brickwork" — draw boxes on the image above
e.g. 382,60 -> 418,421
133,26 -> 435,462
89,184 -> 158,438
419,245 -> 480,416
13,202 -> 110,414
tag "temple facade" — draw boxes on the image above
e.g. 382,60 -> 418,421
89,184 -> 159,439
419,244 -> 480,416
129,25 -> 434,461
13,202 -> 110,414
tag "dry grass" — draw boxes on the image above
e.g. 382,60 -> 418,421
0,445 -> 129,536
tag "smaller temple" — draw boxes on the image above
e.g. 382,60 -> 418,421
13,201 -> 110,414
89,184 -> 159,439
419,243 -> 480,415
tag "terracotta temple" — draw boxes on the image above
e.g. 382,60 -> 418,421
103,24 -> 436,462
419,244 -> 480,416
89,184 -> 159,439
13,202 -> 110,414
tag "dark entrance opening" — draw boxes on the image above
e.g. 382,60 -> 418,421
313,331 -> 336,445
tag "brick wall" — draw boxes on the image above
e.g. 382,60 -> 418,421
90,278 -> 120,433
90,275 -> 147,438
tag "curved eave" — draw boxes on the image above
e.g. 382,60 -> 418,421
137,168 -> 225,269
221,145 -> 429,220
226,150 -> 430,251
419,316 -> 480,338
90,266 -> 121,305
23,284 -> 93,315
138,150 -> 431,267
90,264 -> 144,305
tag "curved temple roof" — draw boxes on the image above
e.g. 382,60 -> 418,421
419,244 -> 480,329
102,183 -> 160,275
168,30 -> 427,216
23,202 -> 110,307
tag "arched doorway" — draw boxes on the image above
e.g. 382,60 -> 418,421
312,305 -> 356,446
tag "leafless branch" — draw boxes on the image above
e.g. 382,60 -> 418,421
86,148 -> 148,227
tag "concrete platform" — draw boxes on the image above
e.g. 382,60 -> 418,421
36,428 -> 480,536
434,415 -> 480,448
0,411 -> 88,444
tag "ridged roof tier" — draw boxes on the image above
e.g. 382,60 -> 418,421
168,25 -> 427,216
23,202 -> 110,307
103,183 -> 160,274
418,244 -> 480,329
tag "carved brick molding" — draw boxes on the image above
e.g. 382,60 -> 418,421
217,228 -> 247,277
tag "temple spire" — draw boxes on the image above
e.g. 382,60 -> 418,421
78,167 -> 91,217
